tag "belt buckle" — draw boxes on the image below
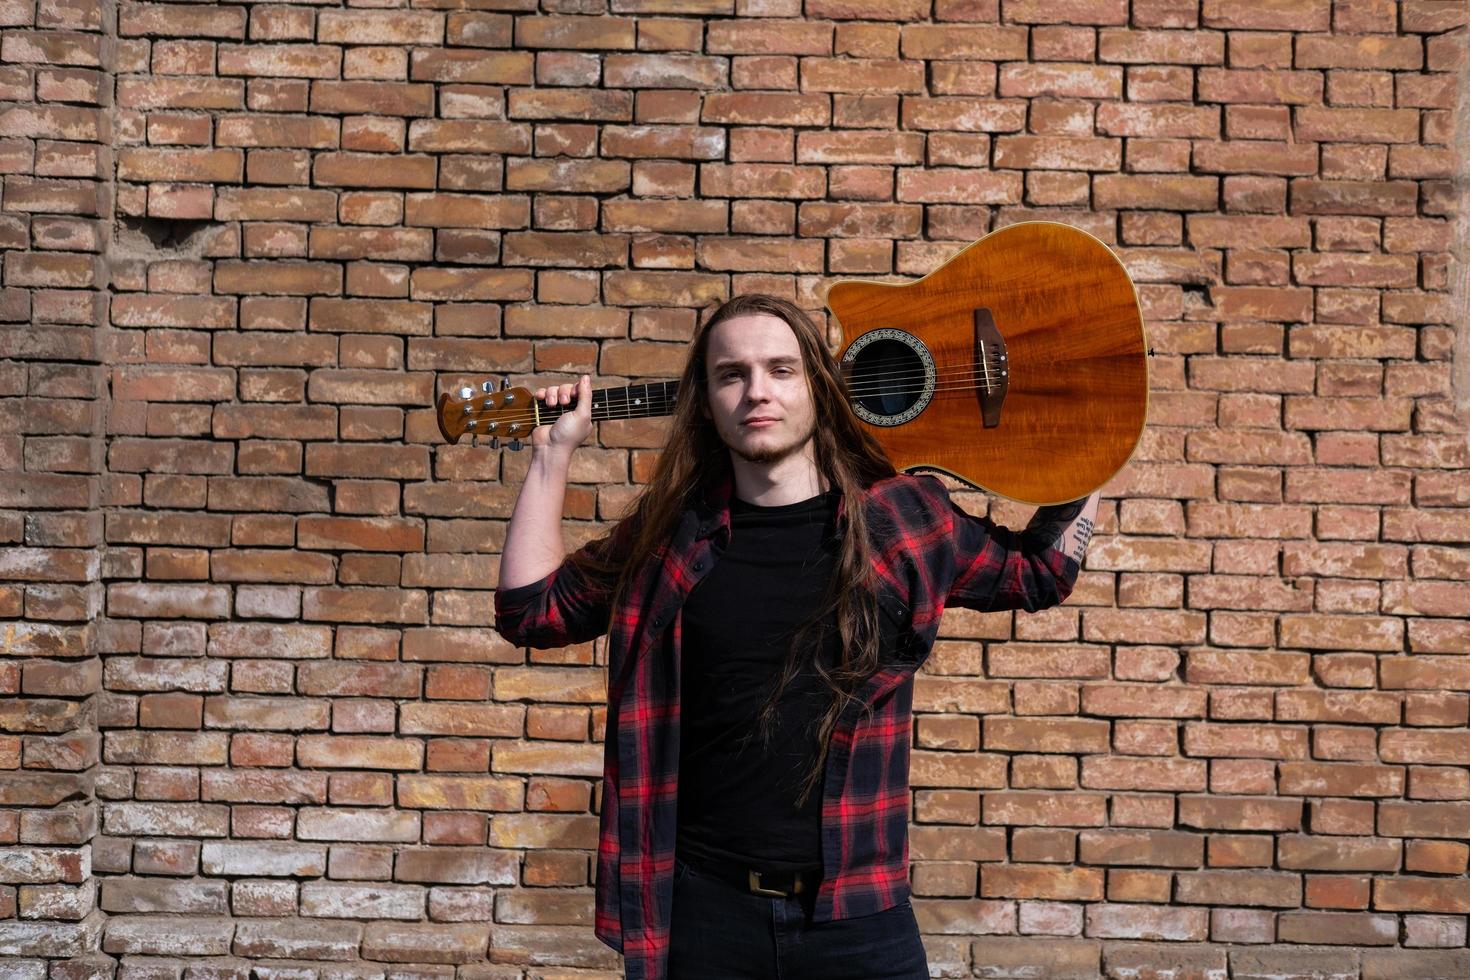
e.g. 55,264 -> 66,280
748,869 -> 798,897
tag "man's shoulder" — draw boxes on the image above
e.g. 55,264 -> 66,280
861,472 -> 951,521
864,471 -> 946,499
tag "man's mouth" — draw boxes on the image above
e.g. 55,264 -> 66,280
741,417 -> 778,428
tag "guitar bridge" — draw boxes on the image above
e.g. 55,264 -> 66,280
973,307 -> 1007,428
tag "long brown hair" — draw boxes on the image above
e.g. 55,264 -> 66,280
579,293 -> 896,807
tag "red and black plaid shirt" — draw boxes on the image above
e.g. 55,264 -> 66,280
494,473 -> 1079,980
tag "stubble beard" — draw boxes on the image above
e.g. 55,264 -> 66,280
728,417 -> 817,466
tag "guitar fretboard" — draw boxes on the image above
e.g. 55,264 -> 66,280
538,380 -> 681,424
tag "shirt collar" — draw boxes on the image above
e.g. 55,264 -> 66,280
692,468 -> 732,540
692,466 -> 852,541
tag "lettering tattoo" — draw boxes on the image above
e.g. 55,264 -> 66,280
1070,516 -> 1094,564
1025,501 -> 1082,544
1024,500 -> 1093,564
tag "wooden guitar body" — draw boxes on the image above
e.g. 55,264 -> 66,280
825,221 -> 1149,505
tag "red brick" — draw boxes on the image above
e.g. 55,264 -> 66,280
707,21 -> 831,55
314,153 -> 436,190
995,136 -> 1121,170
309,81 -> 431,118
1097,103 -> 1219,137
1376,877 -> 1470,914
983,791 -> 1108,826
982,863 -> 1103,901
1296,107 -> 1421,144
506,87 -> 632,122
1292,179 -> 1419,215
212,189 -> 332,224
117,148 -> 242,183
1193,140 -> 1318,176
1298,34 -> 1423,70
900,25 -> 1028,60
112,294 -> 236,329
1080,829 -> 1203,867
901,97 -> 1027,132
691,236 -> 822,273
1087,903 -> 1209,940
1099,29 -> 1223,65
806,0 -> 928,17
119,2 -> 246,37
1125,64 -> 1194,102
214,259 -> 342,296
900,168 -> 1023,204
602,53 -> 725,90
408,47 -> 535,84
514,14 -> 634,49
1094,174 -> 1218,210
1001,0 -> 1123,23
314,8 -> 442,44
1202,0 -> 1327,29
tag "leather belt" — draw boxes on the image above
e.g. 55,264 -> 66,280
680,852 -> 822,898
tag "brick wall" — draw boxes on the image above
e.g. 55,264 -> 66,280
2,0 -> 1468,976
2,0 -> 113,970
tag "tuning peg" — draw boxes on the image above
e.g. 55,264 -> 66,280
489,437 -> 500,450
500,377 -> 511,391
459,386 -> 473,399
481,379 -> 494,393
508,439 -> 523,451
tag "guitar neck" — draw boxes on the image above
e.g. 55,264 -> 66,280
538,380 -> 681,426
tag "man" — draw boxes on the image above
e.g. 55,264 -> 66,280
495,294 -> 1099,980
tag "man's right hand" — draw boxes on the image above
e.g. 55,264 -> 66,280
532,373 -> 593,455
501,374 -> 593,589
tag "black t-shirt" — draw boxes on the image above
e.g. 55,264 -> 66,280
676,490 -> 843,871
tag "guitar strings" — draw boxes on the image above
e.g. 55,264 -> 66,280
466,380 -> 1004,429
456,374 -> 1019,431
451,355 -> 1015,408
456,370 -> 1013,429
448,359 -> 1026,430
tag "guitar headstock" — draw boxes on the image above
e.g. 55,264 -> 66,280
436,380 -> 538,448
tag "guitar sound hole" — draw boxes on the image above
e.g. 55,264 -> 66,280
841,328 -> 937,427
850,338 -> 923,418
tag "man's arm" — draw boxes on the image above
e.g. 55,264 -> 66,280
495,373 -> 625,649
1021,491 -> 1100,568
921,476 -> 1099,613
499,374 -> 593,590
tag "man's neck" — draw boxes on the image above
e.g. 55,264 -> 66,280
729,447 -> 827,507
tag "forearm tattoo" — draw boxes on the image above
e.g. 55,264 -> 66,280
1025,500 -> 1093,564
1067,516 -> 1094,564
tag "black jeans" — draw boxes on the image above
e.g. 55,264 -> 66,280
666,856 -> 930,979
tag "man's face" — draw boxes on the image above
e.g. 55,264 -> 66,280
703,313 -> 818,466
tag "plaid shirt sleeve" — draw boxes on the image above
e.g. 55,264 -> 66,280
917,475 -> 1081,613
493,519 -> 633,649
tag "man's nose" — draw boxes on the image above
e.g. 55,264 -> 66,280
745,370 -> 771,401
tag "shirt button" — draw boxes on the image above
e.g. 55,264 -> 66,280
693,560 -> 704,572
652,616 -> 664,628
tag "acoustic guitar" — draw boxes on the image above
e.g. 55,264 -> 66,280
436,221 -> 1149,505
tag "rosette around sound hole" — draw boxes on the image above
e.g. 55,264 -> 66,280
841,329 -> 936,427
